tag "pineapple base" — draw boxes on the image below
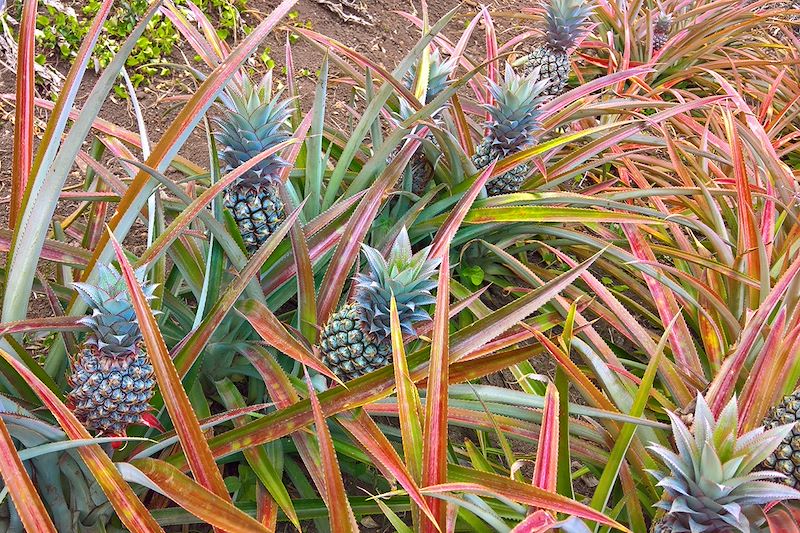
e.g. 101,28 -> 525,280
67,346 -> 155,435
320,303 -> 392,381
520,45 -> 570,97
472,141 -> 530,195
762,391 -> 800,488
224,183 -> 286,252
390,138 -> 436,196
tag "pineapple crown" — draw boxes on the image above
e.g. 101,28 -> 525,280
398,49 -> 458,120
74,264 -> 158,358
215,73 -> 293,188
353,228 -> 441,344
483,64 -> 549,156
654,11 -> 672,33
648,395 -> 800,533
540,0 -> 594,52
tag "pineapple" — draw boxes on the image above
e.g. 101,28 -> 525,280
472,64 -> 548,196
67,264 -> 158,438
216,75 -> 293,252
393,49 -> 457,195
517,0 -> 594,97
648,394 -> 800,532
320,228 -> 440,380
762,390 -> 800,489
653,11 -> 672,51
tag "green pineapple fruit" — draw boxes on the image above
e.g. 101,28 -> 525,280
216,74 -> 293,252
67,264 -> 158,438
320,228 -> 440,380
517,0 -> 594,97
762,390 -> 800,488
648,394 -> 800,532
653,11 -> 672,51
393,49 -> 457,195
472,64 -> 548,196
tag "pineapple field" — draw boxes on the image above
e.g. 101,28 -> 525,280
2,0 -> 800,531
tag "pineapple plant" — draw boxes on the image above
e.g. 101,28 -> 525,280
516,0 -> 594,97
215,74 -> 293,252
319,228 -> 440,381
67,264 -> 158,439
653,11 -> 672,51
472,64 -> 548,196
762,390 -> 800,489
393,49 -> 457,195
648,394 -> 800,532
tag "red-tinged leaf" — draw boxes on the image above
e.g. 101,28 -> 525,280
364,404 -> 609,465
532,382 -> 559,494
215,379 -> 299,529
293,28 -> 421,113
622,225 -> 703,376
0,228 -> 90,266
242,346 -> 324,493
282,187 -> 317,344
0,416 -> 56,532
129,403 -> 273,459
9,0 -> 37,228
482,6 -> 498,113
765,505 -> 800,533
27,0 -> 115,182
422,252 -> 451,531
440,466 -> 630,531
236,299 -> 338,381
109,234 -> 230,503
429,162 -> 496,259
0,316 -> 85,336
706,70 -> 796,206
510,510 -> 556,533
722,110 -> 762,304
0,347 -> 164,532
530,329 -> 618,413
738,307 -> 789,431
707,253 -> 800,414
171,204 -> 304,378
78,0 -> 299,290
390,296 -> 423,483
337,409 -> 439,529
315,139 -> 419,324
123,458 -> 269,533
303,371 -> 359,532
257,482 -> 278,531
162,0 -> 221,69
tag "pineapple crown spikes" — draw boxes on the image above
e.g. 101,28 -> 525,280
647,394 -> 800,530
654,11 -> 672,31
215,74 -> 295,187
541,0 -> 594,52
483,64 -> 549,154
74,264 -> 158,357
354,227 -> 441,343
398,49 -> 457,120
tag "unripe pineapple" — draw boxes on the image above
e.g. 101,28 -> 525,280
216,74 -> 293,252
517,0 -> 594,97
648,395 -> 800,532
762,390 -> 800,488
472,64 -> 548,196
320,228 -> 440,380
67,265 -> 158,438
653,11 -> 672,51
392,49 -> 457,195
